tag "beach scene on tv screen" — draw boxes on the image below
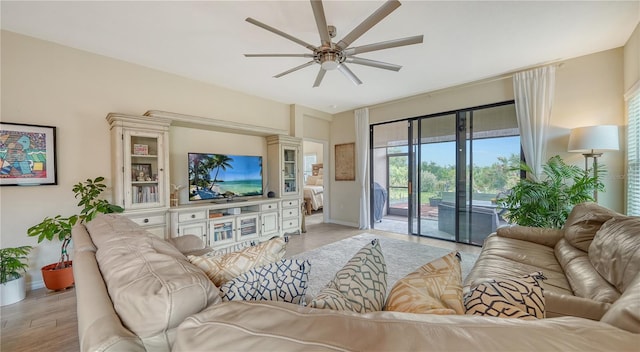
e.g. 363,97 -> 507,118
188,153 -> 263,200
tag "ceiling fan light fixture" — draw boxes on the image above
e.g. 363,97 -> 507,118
245,0 -> 423,87
320,52 -> 339,70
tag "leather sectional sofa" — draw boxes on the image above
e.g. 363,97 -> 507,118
73,204 -> 638,351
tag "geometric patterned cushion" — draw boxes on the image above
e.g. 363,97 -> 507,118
463,272 -> 546,320
309,239 -> 387,313
187,237 -> 286,287
221,259 -> 310,305
384,251 -> 464,315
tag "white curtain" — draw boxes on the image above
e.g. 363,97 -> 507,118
513,66 -> 556,180
355,108 -> 370,229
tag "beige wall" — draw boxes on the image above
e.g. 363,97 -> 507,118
624,23 -> 640,92
330,48 -> 628,226
329,111 -> 359,227
303,141 -> 324,165
1,31 -> 291,288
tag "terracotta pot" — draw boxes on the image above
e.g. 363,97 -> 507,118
41,261 -> 74,291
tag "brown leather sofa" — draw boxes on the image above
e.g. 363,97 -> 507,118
73,210 -> 638,351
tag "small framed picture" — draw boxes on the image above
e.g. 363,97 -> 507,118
0,122 -> 57,186
133,144 -> 149,155
132,163 -> 152,181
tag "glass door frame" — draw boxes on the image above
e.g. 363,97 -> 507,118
370,100 -> 519,246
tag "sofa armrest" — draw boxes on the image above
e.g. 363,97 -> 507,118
169,235 -> 207,254
496,225 -> 564,248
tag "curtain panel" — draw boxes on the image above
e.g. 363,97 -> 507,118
513,66 -> 556,181
355,108 -> 371,229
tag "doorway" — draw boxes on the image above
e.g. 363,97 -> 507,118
303,139 -> 327,227
372,102 -> 521,245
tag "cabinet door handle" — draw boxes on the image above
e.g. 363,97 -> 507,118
191,214 -> 196,219
143,218 -> 149,223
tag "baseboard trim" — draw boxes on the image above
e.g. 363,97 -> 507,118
326,219 -> 358,228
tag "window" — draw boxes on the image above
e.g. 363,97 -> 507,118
627,86 -> 640,216
303,153 -> 317,182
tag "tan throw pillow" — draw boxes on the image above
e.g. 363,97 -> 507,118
464,272 -> 546,320
384,251 -> 463,315
187,237 -> 286,287
309,239 -> 387,313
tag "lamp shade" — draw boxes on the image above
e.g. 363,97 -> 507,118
568,125 -> 620,152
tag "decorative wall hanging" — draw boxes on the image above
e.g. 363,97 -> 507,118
335,142 -> 355,181
0,122 -> 57,186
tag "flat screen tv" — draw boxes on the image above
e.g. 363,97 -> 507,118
188,153 -> 263,201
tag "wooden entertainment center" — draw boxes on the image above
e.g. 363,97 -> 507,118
106,110 -> 303,250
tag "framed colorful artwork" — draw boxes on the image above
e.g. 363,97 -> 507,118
0,122 -> 57,186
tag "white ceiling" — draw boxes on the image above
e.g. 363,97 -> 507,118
2,1 -> 639,114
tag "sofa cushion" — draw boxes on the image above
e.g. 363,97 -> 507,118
600,274 -> 640,333
589,216 -> 640,292
563,202 -> 618,252
90,215 -> 221,343
555,239 -> 620,303
309,239 -> 387,313
221,259 -> 310,304
187,237 -> 286,287
384,251 -> 463,315
174,301 -> 639,352
464,272 -> 546,320
463,235 -> 571,296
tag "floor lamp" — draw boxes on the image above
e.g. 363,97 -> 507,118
568,125 -> 620,201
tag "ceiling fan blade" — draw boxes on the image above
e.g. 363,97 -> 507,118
336,0 -> 401,50
313,67 -> 327,87
343,35 -> 423,56
337,64 -> 363,85
273,61 -> 315,78
245,54 -> 314,58
345,57 -> 402,71
310,0 -> 332,48
246,17 -> 317,52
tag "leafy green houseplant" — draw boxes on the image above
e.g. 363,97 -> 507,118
0,246 -> 32,306
497,155 -> 604,229
0,246 -> 32,284
27,177 -> 123,290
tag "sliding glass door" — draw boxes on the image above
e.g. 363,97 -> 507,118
372,102 -> 520,246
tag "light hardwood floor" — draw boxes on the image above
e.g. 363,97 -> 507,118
1,213 -> 480,352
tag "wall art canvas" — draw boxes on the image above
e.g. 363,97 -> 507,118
0,123 -> 57,186
335,142 -> 355,181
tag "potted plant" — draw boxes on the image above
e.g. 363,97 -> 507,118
0,245 -> 32,306
27,177 -> 123,290
497,155 -> 604,229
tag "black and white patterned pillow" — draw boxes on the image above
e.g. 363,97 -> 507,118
221,258 -> 310,305
464,272 -> 546,320
309,239 -> 388,313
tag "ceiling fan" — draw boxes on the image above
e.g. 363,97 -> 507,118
244,0 -> 423,87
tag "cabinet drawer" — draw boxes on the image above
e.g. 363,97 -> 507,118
260,202 -> 278,212
282,219 -> 298,230
282,207 -> 299,218
129,214 -> 165,227
282,199 -> 299,208
178,211 -> 207,222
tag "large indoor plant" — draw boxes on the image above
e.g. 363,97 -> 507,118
0,245 -> 32,306
497,155 -> 604,229
27,177 -> 123,290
